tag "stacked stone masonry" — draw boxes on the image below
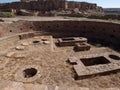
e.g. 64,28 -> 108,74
0,0 -> 103,12
57,37 -> 87,46
30,21 -> 120,49
69,52 -> 120,79
0,20 -> 120,50
0,19 -> 120,89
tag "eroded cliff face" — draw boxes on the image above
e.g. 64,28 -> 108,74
0,0 -> 103,12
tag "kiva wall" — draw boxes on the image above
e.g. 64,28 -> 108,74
31,21 -> 120,48
1,20 -> 120,50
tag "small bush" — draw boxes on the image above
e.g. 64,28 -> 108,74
0,12 -> 15,18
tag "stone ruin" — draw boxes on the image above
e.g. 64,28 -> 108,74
74,43 -> 91,51
57,37 -> 91,51
0,0 -> 103,13
0,18 -> 119,89
69,52 -> 120,80
57,37 -> 87,46
15,65 -> 41,82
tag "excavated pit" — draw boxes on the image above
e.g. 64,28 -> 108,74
0,19 -> 120,89
80,56 -> 111,66
23,68 -> 37,78
23,20 -> 120,51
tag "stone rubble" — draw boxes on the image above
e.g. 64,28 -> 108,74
6,52 -> 15,58
15,46 -> 25,50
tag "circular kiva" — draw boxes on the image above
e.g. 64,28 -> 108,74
15,65 -> 41,82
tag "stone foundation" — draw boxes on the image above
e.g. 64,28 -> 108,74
69,52 -> 120,79
74,43 -> 91,51
57,37 -> 87,46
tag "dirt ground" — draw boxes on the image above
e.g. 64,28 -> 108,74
0,35 -> 120,89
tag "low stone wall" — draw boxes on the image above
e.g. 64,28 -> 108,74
0,31 -> 41,51
87,14 -> 120,20
67,1 -> 102,12
30,21 -> 120,49
0,20 -> 120,51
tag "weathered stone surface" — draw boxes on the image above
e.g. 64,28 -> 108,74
24,84 -> 48,90
58,37 -> 87,46
0,80 -> 25,90
0,80 -> 119,90
15,65 -> 41,82
42,38 -> 48,41
34,36 -> 40,39
69,52 -> 120,79
15,46 -> 25,50
103,88 -> 120,90
23,84 -> 34,90
74,43 -> 91,51
14,53 -> 26,58
19,33 -> 35,40
0,18 -> 119,89
43,41 -> 50,44
68,87 -> 89,90
21,42 -> 29,46
17,9 -> 34,16
55,86 -> 67,90
6,52 -> 15,58
47,85 -> 56,90
0,0 -> 103,13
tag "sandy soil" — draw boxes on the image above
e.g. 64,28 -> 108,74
0,36 -> 120,89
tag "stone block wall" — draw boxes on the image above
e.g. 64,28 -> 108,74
0,0 -> 67,11
67,2 -> 101,12
31,21 -> 120,48
0,1 -> 103,12
0,20 -> 119,50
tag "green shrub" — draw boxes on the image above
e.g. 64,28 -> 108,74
0,12 -> 15,18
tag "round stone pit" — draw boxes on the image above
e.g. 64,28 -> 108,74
15,65 -> 41,82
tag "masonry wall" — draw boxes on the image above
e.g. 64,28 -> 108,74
1,20 -> 120,50
0,1 -> 66,11
30,21 -> 120,48
0,1 -> 102,12
67,2 -> 102,12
